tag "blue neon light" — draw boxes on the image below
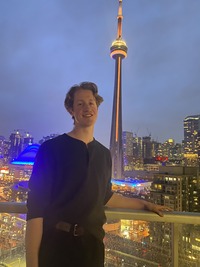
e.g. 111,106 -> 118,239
111,179 -> 146,187
11,161 -> 34,165
11,143 -> 40,165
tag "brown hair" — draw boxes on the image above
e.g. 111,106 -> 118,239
64,82 -> 104,114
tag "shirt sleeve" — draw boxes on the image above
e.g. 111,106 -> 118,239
104,181 -> 113,205
26,142 -> 55,220
103,151 -> 113,205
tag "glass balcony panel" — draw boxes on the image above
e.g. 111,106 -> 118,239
0,212 -> 26,266
0,203 -> 200,267
104,219 -> 200,267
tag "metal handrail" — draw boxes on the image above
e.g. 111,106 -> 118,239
105,208 -> 200,224
0,202 -> 27,213
0,202 -> 199,225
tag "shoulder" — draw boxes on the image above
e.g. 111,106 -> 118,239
94,140 -> 110,155
40,134 -> 68,147
38,134 -> 69,153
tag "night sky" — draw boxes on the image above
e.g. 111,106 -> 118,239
1,0 -> 200,147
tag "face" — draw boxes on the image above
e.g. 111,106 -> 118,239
70,89 -> 98,128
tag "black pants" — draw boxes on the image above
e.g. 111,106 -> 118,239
39,229 -> 105,267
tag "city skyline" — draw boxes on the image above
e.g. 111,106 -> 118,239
1,0 -> 200,148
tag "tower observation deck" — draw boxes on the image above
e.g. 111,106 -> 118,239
110,0 -> 128,179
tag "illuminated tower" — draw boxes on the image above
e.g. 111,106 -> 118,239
110,0 -> 128,179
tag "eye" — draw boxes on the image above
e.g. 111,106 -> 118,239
89,101 -> 96,106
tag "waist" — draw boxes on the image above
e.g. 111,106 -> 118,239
55,221 -> 85,236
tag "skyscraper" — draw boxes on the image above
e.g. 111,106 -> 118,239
151,166 -> 200,212
23,132 -> 34,150
110,0 -> 128,179
142,136 -> 153,162
184,115 -> 200,166
9,130 -> 23,161
122,131 -> 134,171
150,166 -> 200,266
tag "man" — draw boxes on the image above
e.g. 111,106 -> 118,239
25,82 -> 171,267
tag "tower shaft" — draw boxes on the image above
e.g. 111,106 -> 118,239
110,0 -> 127,179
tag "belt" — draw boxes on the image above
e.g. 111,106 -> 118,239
55,221 -> 85,236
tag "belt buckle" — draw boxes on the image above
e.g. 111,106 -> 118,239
73,224 -> 78,236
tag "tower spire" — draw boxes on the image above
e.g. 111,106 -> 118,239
117,0 -> 123,39
109,0 -> 128,179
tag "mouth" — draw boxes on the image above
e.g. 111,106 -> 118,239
83,113 -> 93,118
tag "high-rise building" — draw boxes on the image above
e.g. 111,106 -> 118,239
8,130 -> 34,162
0,136 -> 6,166
133,136 -> 142,157
161,139 -> 183,163
110,0 -> 127,179
150,166 -> 200,212
23,132 -> 34,150
184,115 -> 200,166
122,131 -> 134,171
151,140 -> 161,158
162,138 -> 175,158
1,140 -> 10,165
122,131 -> 133,156
149,166 -> 200,266
132,136 -> 143,168
142,136 -> 153,163
9,130 -> 23,161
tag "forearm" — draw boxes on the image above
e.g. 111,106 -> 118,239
106,192 -> 152,210
106,192 -> 172,216
25,217 -> 43,267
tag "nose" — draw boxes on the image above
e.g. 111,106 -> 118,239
83,103 -> 90,110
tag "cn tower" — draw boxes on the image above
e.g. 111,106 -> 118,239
110,0 -> 128,179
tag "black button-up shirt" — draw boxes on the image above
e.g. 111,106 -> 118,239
27,134 -> 113,240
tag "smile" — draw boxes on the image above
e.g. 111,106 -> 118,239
83,114 -> 93,117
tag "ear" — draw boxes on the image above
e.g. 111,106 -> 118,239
68,108 -> 74,116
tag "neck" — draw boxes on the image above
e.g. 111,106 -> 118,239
67,126 -> 94,144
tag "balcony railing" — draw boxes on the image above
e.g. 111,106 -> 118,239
0,202 -> 200,267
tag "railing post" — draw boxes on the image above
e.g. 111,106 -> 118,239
171,222 -> 179,267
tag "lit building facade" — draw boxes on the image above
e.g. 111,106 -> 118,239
184,115 -> 200,166
23,132 -> 33,150
9,130 -> 23,161
150,166 -> 200,212
110,0 -> 127,179
161,138 -> 183,163
149,166 -> 200,266
8,130 -> 35,163
142,136 -> 153,161
122,131 -> 134,171
132,136 -> 143,169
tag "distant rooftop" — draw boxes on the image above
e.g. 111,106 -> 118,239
11,144 -> 40,165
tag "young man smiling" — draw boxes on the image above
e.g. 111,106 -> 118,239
26,82 -> 171,267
